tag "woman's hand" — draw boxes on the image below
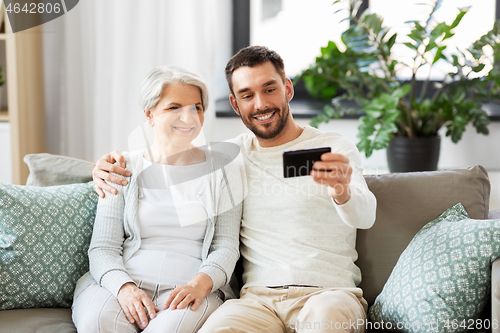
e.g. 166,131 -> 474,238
164,273 -> 213,311
117,282 -> 159,330
92,151 -> 131,198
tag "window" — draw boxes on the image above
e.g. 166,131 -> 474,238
250,0 -> 350,77
370,0 -> 496,79
246,0 -> 498,79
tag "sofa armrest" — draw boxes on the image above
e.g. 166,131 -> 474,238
490,209 -> 500,220
492,257 -> 500,333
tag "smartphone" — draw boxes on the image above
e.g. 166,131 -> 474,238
283,147 -> 331,178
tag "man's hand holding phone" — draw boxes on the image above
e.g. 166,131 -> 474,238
311,152 -> 352,205
282,147 -> 353,205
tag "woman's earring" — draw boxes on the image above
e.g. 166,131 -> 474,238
149,117 -> 155,127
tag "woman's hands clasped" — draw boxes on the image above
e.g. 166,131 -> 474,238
117,282 -> 159,330
117,273 -> 214,329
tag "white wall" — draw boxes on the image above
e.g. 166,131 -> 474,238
41,0 -> 233,162
210,115 -> 500,209
0,122 -> 12,183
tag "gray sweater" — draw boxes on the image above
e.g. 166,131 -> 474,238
74,148 -> 243,300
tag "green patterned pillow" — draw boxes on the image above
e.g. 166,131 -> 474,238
0,181 -> 98,310
368,203 -> 500,333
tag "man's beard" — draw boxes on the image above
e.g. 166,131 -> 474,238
239,103 -> 290,140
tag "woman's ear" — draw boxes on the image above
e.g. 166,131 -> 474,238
144,109 -> 152,119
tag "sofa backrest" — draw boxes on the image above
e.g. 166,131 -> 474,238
358,165 -> 491,306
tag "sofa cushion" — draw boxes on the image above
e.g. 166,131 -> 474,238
0,181 -> 98,310
0,308 -> 76,333
368,203 -> 500,333
24,153 -> 94,187
358,165 -> 491,306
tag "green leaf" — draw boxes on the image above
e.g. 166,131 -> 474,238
356,116 -> 380,158
387,88 -> 407,102
403,42 -> 418,51
323,104 -> 336,118
420,98 -> 431,113
387,33 -> 397,49
414,22 -> 425,32
372,121 -> 397,150
472,63 -> 486,73
425,40 -> 438,53
408,33 -> 424,45
400,84 -> 411,96
361,13 -> 384,35
430,22 -> 449,39
310,114 -> 329,128
357,116 -> 379,137
364,100 -> 385,118
356,139 -> 373,158
380,93 -> 399,110
364,108 -> 383,119
321,86 -> 337,100
433,45 -> 447,64
443,31 -> 455,40
321,41 -> 336,55
449,8 -> 468,30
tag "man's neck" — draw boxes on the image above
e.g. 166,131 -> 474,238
256,120 -> 304,148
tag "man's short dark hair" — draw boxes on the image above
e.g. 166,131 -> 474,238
225,45 -> 286,95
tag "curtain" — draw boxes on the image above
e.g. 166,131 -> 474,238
42,0 -> 233,161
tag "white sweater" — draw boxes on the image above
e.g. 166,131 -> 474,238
229,126 -> 377,289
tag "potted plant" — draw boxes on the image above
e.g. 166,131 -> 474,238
295,0 -> 500,172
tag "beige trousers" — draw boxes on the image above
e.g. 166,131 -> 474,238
199,286 -> 367,333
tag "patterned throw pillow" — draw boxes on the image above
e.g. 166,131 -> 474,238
0,181 -> 98,310
368,203 -> 500,333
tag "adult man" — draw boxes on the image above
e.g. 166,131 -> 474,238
93,46 -> 376,332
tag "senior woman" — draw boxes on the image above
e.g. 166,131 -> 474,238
72,66 -> 242,332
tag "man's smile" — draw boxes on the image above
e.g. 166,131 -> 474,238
254,111 -> 276,124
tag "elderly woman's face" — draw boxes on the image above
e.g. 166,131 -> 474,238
149,83 -> 204,146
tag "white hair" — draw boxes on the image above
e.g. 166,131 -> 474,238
139,66 -> 209,112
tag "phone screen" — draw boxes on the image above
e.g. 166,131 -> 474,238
282,147 -> 331,178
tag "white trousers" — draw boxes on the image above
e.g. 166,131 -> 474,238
72,281 -> 222,333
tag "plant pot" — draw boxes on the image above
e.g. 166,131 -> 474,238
386,136 -> 441,173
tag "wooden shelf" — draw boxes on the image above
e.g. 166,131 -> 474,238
0,8 -> 45,184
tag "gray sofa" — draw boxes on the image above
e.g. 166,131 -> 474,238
0,154 -> 498,333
